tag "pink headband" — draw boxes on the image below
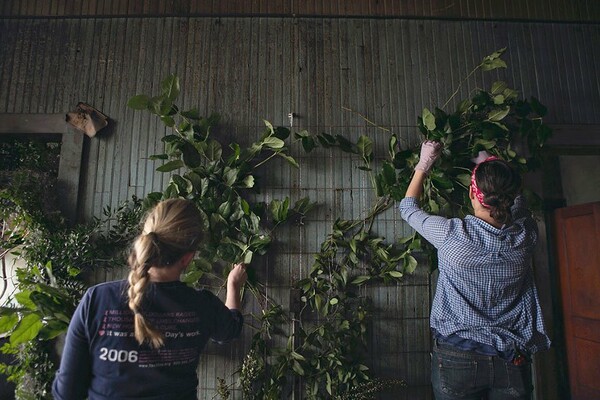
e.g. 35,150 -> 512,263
470,156 -> 499,208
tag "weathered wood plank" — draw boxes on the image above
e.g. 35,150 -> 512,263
0,113 -> 65,133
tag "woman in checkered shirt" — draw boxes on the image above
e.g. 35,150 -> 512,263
399,141 -> 550,400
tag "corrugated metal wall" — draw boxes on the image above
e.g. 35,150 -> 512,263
1,16 -> 599,399
2,0 -> 599,22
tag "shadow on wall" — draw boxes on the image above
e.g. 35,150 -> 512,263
0,337 -> 16,400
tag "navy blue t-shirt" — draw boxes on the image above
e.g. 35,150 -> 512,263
52,280 -> 243,400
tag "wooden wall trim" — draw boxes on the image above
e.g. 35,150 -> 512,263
0,114 -> 84,224
545,124 -> 600,155
1,0 -> 599,23
0,113 -> 67,134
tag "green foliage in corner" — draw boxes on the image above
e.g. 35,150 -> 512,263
0,162 -> 143,398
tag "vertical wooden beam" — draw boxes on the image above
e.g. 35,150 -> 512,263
0,114 -> 84,224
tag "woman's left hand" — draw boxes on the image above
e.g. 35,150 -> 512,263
227,263 -> 248,291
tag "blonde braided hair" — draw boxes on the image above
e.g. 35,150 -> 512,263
127,199 -> 203,348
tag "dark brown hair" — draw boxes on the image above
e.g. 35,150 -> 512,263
474,159 -> 522,225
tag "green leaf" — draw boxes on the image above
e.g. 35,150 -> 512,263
301,136 -> 316,152
181,108 -> 201,120
10,313 -> 43,345
292,360 -> 305,376
241,199 -> 250,214
263,119 -> 275,134
503,87 -> 519,101
38,320 -> 68,340
277,153 -> 300,168
474,138 -> 497,150
223,167 -> 238,186
409,237 -> 422,250
127,94 -> 150,110
388,270 -> 403,278
481,48 -> 507,71
428,199 -> 440,214
431,175 -> 453,190
204,140 -> 222,161
161,74 -> 180,101
274,126 -> 291,140
457,99 -> 472,113
493,95 -> 505,105
291,351 -> 306,361
404,255 -> 418,273
356,135 -> 373,161
160,115 -> 175,127
351,276 -> 371,285
456,174 -> 472,188
314,294 -> 323,311
536,124 -> 553,144
269,198 -> 290,223
295,129 -> 310,138
335,135 -> 356,154
218,200 -> 232,218
381,161 -> 397,186
317,133 -> 336,147
490,81 -> 507,95
181,142 -> 202,168
388,134 -> 398,160
171,175 -> 193,195
162,134 -> 182,144
487,106 -> 510,122
422,108 -> 436,131
0,314 -> 19,334
148,95 -> 170,116
242,175 -> 255,188
530,97 -> 548,117
15,290 -> 36,310
157,160 -> 184,172
181,268 -> 204,284
292,197 -> 315,215
243,250 -> 253,264
262,137 -> 285,149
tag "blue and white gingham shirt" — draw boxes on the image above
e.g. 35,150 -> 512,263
399,196 -> 551,355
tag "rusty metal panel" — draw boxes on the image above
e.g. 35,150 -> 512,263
1,16 -> 600,398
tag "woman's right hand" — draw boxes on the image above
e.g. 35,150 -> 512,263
414,140 -> 442,173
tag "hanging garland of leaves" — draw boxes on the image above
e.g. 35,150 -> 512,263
128,48 -> 551,399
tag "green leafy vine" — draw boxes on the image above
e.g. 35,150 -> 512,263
0,47 -> 552,400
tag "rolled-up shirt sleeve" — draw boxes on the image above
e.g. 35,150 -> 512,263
204,291 -> 244,343
398,197 -> 452,249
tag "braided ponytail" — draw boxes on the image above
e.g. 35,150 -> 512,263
126,199 -> 203,348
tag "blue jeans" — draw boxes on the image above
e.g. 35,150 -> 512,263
431,339 -> 533,400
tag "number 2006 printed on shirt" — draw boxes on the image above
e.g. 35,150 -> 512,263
99,347 -> 138,363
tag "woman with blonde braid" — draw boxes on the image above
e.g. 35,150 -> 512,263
53,199 -> 247,400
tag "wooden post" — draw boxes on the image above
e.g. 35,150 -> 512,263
0,114 -> 84,224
